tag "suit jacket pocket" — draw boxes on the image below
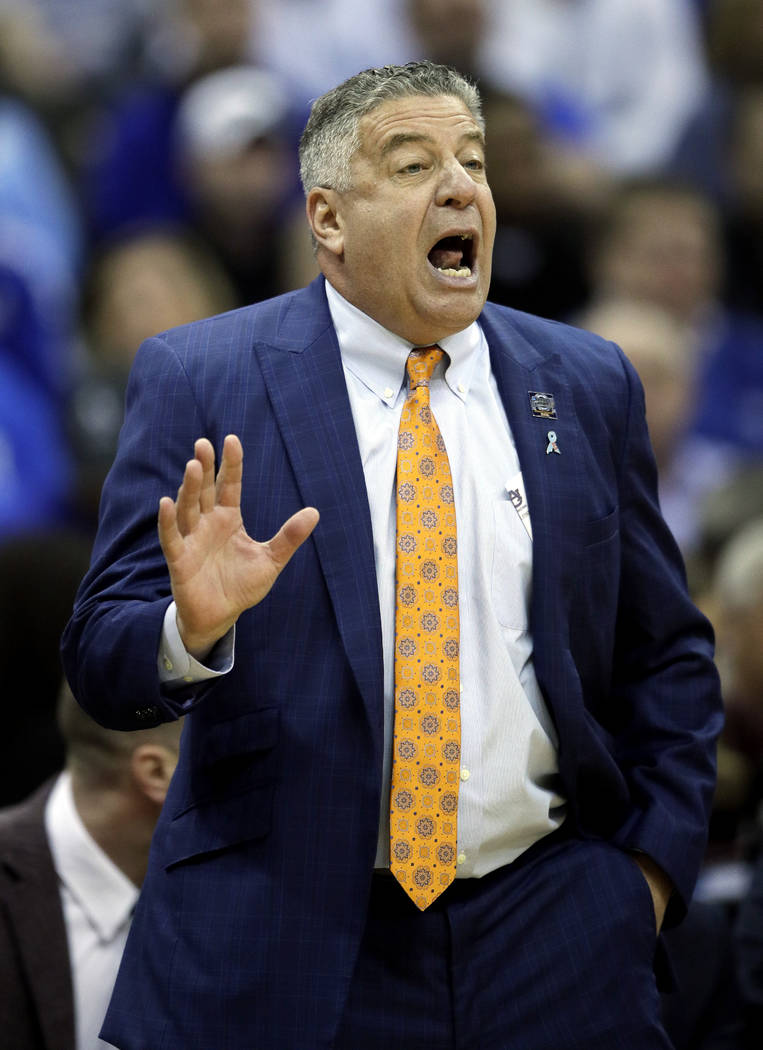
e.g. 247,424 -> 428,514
163,707 -> 279,869
581,507 -> 618,548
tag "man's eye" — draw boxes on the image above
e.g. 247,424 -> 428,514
464,158 -> 485,171
401,162 -> 424,174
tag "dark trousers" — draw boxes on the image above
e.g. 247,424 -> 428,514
333,832 -> 674,1050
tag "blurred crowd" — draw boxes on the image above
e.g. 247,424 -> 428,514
0,0 -> 762,1047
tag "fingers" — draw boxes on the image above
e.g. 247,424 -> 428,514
215,434 -> 243,508
266,507 -> 320,569
159,437 -> 316,584
175,457 -> 203,536
169,437 -> 230,536
196,438 -> 216,514
157,495 -> 183,563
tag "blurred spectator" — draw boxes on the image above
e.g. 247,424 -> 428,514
712,519 -> 763,781
257,0 -> 710,180
588,179 -> 721,327
0,530 -> 92,806
691,518 -> 763,911
671,0 -> 763,202
0,0 -> 158,175
0,0 -> 154,100
253,0 -> 498,102
0,96 -> 82,535
0,2 -> 86,116
69,229 -> 237,528
252,0 -> 411,106
80,0 -> 274,243
0,352 -> 74,538
0,97 -> 81,292
577,299 -> 714,554
587,178 -> 763,502
148,0 -> 256,81
695,469 -> 763,584
81,26 -> 315,303
482,0 -> 711,177
0,680 -> 182,1050
0,95 -> 81,399
484,89 -> 596,321
404,0 -> 486,81
172,65 -> 316,305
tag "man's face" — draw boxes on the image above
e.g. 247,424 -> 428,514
322,94 -> 496,345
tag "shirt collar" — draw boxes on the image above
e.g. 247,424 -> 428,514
45,772 -> 139,943
325,280 -> 484,406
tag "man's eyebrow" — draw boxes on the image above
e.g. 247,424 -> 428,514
380,132 -> 432,157
380,129 -> 486,157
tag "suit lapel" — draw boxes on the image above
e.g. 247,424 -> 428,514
480,306 -> 587,646
255,280 -> 384,735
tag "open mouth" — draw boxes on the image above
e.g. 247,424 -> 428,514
427,233 -> 475,277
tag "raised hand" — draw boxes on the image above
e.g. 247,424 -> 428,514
157,434 -> 319,660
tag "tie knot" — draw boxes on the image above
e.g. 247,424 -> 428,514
406,346 -> 443,390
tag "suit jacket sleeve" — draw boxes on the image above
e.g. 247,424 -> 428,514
62,333 -> 212,729
604,351 -> 723,920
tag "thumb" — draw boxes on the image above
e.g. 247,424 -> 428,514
266,507 -> 319,569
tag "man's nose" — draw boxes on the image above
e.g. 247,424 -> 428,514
435,159 -> 478,208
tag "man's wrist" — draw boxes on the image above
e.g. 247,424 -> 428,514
158,602 -> 235,687
175,611 -> 232,662
630,851 -> 673,931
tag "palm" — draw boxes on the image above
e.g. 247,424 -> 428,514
158,435 -> 318,658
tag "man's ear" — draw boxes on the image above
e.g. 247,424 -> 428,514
130,744 -> 178,806
306,187 -> 344,257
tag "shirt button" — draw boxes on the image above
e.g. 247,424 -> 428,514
458,382 -> 466,394
457,852 -> 467,865
163,656 -> 173,672
460,768 -> 470,782
383,386 -> 394,399
183,675 -> 193,683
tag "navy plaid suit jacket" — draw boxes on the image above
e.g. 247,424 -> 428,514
62,276 -> 722,1050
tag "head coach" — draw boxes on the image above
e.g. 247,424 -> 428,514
62,61 -> 722,1050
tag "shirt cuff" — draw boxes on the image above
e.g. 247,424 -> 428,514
157,602 -> 235,688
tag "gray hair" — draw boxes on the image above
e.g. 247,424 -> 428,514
299,61 -> 484,195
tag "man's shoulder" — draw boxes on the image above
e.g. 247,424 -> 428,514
0,782 -> 51,831
480,301 -> 637,412
481,300 -> 625,369
150,280 -> 327,360
0,782 -> 54,880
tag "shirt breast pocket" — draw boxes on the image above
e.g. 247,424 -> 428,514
491,500 -> 532,631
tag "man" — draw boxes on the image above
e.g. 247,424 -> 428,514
62,62 -> 722,1049
0,683 -> 181,1050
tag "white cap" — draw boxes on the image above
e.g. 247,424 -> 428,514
175,66 -> 290,160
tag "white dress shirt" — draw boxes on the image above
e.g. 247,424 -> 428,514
45,772 -> 137,1050
159,281 -> 566,876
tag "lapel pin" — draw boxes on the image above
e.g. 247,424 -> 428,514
529,391 -> 557,419
546,430 -> 561,455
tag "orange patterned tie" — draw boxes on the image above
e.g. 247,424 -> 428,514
390,346 -> 461,910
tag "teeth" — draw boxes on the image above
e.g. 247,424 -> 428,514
438,266 -> 472,277
459,234 -> 471,240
